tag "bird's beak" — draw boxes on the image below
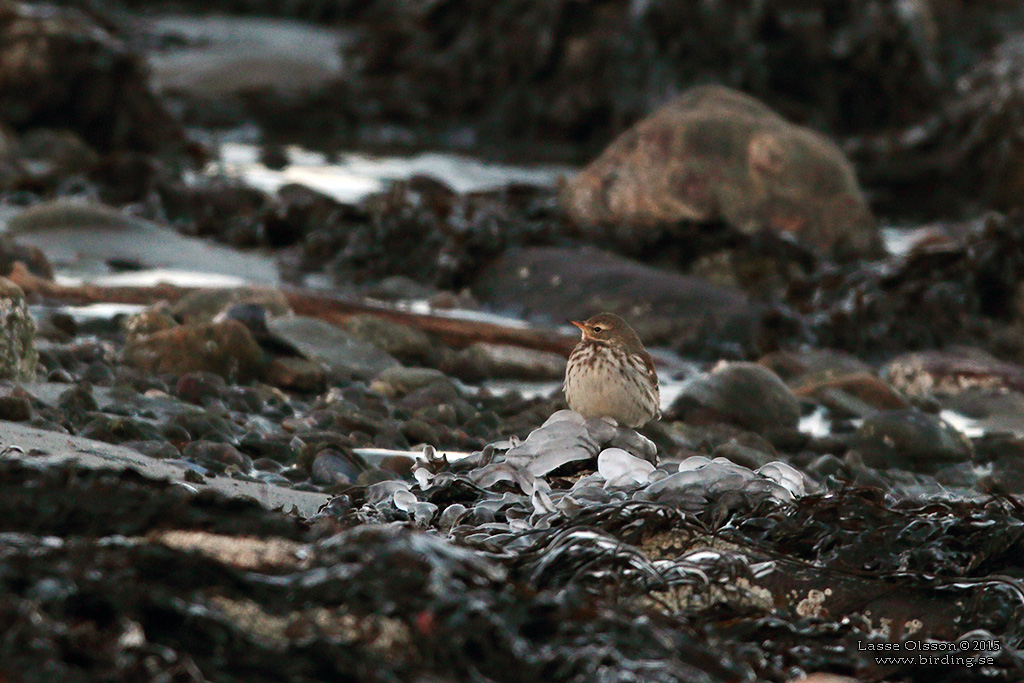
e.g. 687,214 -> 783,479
570,320 -> 585,332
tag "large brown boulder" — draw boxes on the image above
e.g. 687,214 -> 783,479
0,1 -> 185,154
562,86 -> 880,259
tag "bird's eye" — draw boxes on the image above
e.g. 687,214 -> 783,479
592,326 -> 603,333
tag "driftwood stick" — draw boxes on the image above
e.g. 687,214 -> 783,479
8,263 -> 577,355
9,263 -> 190,306
283,288 -> 576,354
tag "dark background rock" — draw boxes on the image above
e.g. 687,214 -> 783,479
119,0 -> 1011,171
472,245 -> 766,353
851,409 -> 975,471
320,0 -> 956,159
0,1 -> 187,156
790,214 -> 1024,359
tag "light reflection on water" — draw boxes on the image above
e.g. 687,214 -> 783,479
210,142 -> 575,204
55,270 -> 250,289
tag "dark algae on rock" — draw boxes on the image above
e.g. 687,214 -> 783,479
7,0 -> 1024,680
2,447 -> 1023,680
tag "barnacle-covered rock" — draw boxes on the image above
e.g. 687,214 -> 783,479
0,276 -> 35,381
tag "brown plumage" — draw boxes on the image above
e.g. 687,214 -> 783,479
563,313 -> 660,428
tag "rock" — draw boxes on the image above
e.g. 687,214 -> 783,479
183,441 -> 253,473
562,86 -> 879,259
123,320 -> 265,382
0,1 -> 185,154
668,362 -> 800,434
472,245 -> 761,348
883,348 -> 1024,397
395,379 -> 463,414
214,304 -> 282,349
56,382 -> 99,416
16,128 -> 99,182
711,440 -> 777,471
169,287 -> 292,325
120,440 -> 179,460
401,419 -> 440,446
0,394 -> 31,421
78,415 -> 165,445
174,372 -> 227,406
0,277 -> 36,382
339,315 -> 434,364
0,235 -> 53,279
82,361 -> 115,385
444,342 -> 565,381
851,409 -> 974,471
266,316 -> 400,380
123,308 -> 179,341
237,433 -> 298,464
264,357 -> 326,393
932,389 -> 1024,439
665,420 -> 775,456
310,448 -> 362,487
170,410 -> 243,444
371,367 -> 450,398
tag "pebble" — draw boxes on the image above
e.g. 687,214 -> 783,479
371,366 -> 449,397
311,449 -> 361,487
183,441 -> 253,473
266,315 -> 399,380
264,356 -> 326,392
669,361 -> 800,434
175,372 -> 227,405
851,409 -> 975,471
0,394 -> 32,421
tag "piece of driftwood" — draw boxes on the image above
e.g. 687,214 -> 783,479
8,263 -> 577,355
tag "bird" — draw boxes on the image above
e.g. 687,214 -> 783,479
563,313 -> 660,428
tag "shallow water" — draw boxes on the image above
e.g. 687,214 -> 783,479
211,142 -> 575,203
145,15 -> 347,97
0,200 -> 279,286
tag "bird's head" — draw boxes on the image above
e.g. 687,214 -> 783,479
570,313 -> 636,346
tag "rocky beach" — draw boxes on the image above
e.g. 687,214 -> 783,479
2,1 -> 1024,681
